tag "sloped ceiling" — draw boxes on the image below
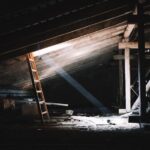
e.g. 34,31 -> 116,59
0,0 -> 135,58
0,0 -> 149,90
0,23 -> 126,88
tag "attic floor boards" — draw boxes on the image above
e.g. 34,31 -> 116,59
0,116 -> 150,150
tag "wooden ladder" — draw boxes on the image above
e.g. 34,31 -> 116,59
26,53 -> 50,123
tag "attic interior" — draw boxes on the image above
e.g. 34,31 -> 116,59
0,0 -> 150,149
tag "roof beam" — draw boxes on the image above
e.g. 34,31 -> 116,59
124,24 -> 136,39
123,7 -> 137,39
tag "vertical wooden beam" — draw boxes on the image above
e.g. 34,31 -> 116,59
118,6 -> 137,112
137,2 -> 146,117
118,50 -> 124,107
125,48 -> 131,112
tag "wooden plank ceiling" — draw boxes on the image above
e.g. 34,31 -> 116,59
0,0 -> 149,89
0,0 -> 135,58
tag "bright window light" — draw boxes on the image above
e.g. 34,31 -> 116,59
32,43 -> 71,57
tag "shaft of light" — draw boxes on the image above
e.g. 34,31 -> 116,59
42,56 -> 110,114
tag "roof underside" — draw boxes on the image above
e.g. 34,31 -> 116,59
0,0 -> 136,58
0,0 -> 149,89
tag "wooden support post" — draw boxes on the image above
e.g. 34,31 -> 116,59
137,2 -> 146,117
118,50 -> 124,107
125,48 -> 131,112
118,6 -> 137,113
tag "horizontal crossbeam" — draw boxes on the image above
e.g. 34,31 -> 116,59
113,54 -> 150,60
119,42 -> 150,49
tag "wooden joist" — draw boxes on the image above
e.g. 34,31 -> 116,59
119,42 -> 150,49
124,24 -> 136,39
123,6 -> 137,39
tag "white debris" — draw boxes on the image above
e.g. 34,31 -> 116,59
65,115 -> 141,131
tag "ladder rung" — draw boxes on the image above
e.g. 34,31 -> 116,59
34,80 -> 40,83
42,111 -> 48,115
39,101 -> 45,104
37,90 -> 42,93
32,69 -> 37,72
29,58 -> 34,62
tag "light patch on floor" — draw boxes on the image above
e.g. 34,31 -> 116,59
49,115 -> 140,131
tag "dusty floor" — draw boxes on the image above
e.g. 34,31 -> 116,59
0,115 -> 150,150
